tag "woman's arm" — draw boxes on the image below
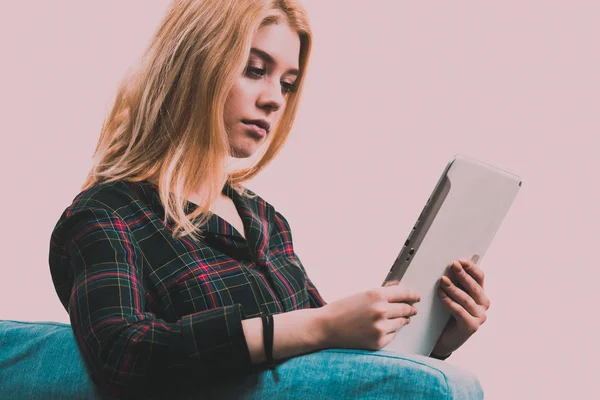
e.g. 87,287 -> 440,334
50,206 -> 256,398
242,308 -> 327,364
243,286 -> 423,366
51,203 -> 419,398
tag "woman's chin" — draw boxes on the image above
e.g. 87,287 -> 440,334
230,148 -> 254,159
230,139 -> 266,159
229,145 -> 258,159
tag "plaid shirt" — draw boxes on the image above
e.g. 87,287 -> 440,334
49,180 -> 326,398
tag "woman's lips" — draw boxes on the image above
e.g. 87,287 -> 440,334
242,121 -> 267,139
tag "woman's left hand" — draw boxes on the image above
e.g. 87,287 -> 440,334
430,259 -> 491,358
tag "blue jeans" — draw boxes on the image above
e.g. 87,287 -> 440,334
0,320 -> 483,399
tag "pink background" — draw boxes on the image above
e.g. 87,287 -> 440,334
1,1 -> 598,398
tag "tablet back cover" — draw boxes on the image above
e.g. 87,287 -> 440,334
383,154 -> 522,356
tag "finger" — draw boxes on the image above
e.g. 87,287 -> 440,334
451,261 -> 490,308
381,329 -> 398,347
384,330 -> 397,341
384,285 -> 421,304
459,259 -> 485,288
385,303 -> 418,319
439,275 -> 485,318
437,289 -> 480,335
385,315 -> 412,333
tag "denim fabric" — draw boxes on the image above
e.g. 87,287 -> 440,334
0,320 -> 483,399
0,320 -> 118,400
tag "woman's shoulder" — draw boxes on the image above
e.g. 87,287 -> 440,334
64,179 -> 154,215
50,180 -> 156,247
49,180 -> 157,237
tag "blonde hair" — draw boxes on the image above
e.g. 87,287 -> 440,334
81,0 -> 312,242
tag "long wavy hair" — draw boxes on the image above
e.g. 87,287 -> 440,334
81,0 -> 312,242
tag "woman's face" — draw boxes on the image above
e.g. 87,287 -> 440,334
224,22 -> 301,158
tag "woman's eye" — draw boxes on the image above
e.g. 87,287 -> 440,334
281,82 -> 297,95
246,66 -> 266,78
246,65 -> 297,95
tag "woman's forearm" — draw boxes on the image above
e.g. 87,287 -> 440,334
242,308 -> 329,364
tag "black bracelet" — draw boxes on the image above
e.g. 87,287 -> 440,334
261,314 -> 275,370
430,351 -> 452,361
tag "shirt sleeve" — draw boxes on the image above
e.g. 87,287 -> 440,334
296,254 -> 328,308
273,211 -> 327,308
51,206 -> 255,398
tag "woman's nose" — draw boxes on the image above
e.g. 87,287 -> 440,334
257,79 -> 284,112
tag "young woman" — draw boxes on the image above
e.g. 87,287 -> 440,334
47,0 -> 488,398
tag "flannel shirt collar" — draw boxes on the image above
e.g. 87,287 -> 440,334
142,180 -> 272,265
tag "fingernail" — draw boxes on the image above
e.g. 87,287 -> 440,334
441,276 -> 451,286
451,262 -> 462,272
438,289 -> 447,297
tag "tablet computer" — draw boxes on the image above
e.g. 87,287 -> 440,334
381,154 -> 522,356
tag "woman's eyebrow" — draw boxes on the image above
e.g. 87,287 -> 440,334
250,47 -> 299,76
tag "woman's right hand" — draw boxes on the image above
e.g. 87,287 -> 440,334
317,283 -> 420,350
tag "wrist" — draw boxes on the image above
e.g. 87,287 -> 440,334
310,306 -> 332,350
